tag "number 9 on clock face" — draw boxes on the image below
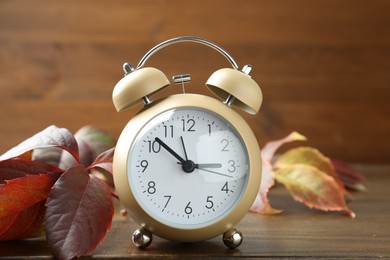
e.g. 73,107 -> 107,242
128,107 -> 249,229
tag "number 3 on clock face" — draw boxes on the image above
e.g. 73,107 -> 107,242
129,107 -> 248,228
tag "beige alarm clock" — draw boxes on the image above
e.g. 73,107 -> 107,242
112,36 -> 262,249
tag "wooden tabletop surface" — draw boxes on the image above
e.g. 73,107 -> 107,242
0,165 -> 388,259
1,1 -> 389,259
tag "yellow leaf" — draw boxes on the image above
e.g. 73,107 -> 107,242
274,147 -> 349,197
273,164 -> 355,218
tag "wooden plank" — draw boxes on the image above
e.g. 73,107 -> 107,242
0,0 -> 389,46
0,165 -> 388,258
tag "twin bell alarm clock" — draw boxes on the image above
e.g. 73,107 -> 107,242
112,36 -> 263,249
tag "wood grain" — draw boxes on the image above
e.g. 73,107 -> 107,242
1,0 -> 390,163
0,165 -> 388,258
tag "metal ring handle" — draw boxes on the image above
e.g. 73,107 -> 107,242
136,36 -> 239,70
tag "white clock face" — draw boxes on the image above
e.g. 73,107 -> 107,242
127,107 -> 249,229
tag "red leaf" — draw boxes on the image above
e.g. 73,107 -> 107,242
86,147 -> 114,174
0,173 -> 61,218
74,126 -> 116,167
87,148 -> 115,188
274,164 -> 355,218
332,159 -> 367,191
32,147 -> 63,168
0,159 -> 62,184
57,126 -> 116,170
0,201 -> 45,241
44,166 -> 114,260
0,125 -> 79,164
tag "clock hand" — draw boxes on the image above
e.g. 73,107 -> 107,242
176,163 -> 222,168
180,136 -> 189,161
155,137 -> 185,163
197,168 -> 233,178
197,163 -> 223,169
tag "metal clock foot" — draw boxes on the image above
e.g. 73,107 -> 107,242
223,228 -> 243,249
132,228 -> 153,249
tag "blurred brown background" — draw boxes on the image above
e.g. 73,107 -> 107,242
0,0 -> 389,163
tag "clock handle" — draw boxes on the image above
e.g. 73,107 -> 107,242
136,36 -> 239,70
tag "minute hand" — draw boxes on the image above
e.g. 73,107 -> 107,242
197,168 -> 233,178
155,137 -> 185,163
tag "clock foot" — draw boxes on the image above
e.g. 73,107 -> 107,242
132,227 -> 153,249
223,228 -> 243,249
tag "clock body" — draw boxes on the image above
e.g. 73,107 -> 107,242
113,93 -> 261,242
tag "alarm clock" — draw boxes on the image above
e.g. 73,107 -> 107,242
112,36 -> 262,249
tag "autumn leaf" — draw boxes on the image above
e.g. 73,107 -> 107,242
87,147 -> 115,172
0,173 -> 61,218
273,164 -> 355,218
250,132 -> 306,214
44,166 -> 114,260
74,126 -> 116,166
87,147 -> 115,188
0,125 -> 79,164
0,159 -> 61,184
332,159 -> 367,191
274,147 -> 349,197
59,126 -> 116,170
0,125 -> 116,259
32,126 -> 116,171
32,147 -> 63,168
0,201 -> 46,241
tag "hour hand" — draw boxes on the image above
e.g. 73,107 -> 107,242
197,163 -> 222,169
155,137 -> 185,163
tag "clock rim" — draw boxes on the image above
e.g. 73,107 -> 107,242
113,94 -> 262,242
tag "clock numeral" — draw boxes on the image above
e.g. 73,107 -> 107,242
147,140 -> 161,153
163,195 -> 172,209
221,139 -> 229,152
182,119 -> 195,132
228,160 -> 236,173
164,125 -> 174,138
147,181 -> 156,194
184,201 -> 193,214
205,196 -> 214,209
140,160 -> 149,172
207,124 -> 212,136
221,181 -> 229,194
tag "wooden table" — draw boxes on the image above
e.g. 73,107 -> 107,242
0,1 -> 389,258
1,165 -> 388,259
